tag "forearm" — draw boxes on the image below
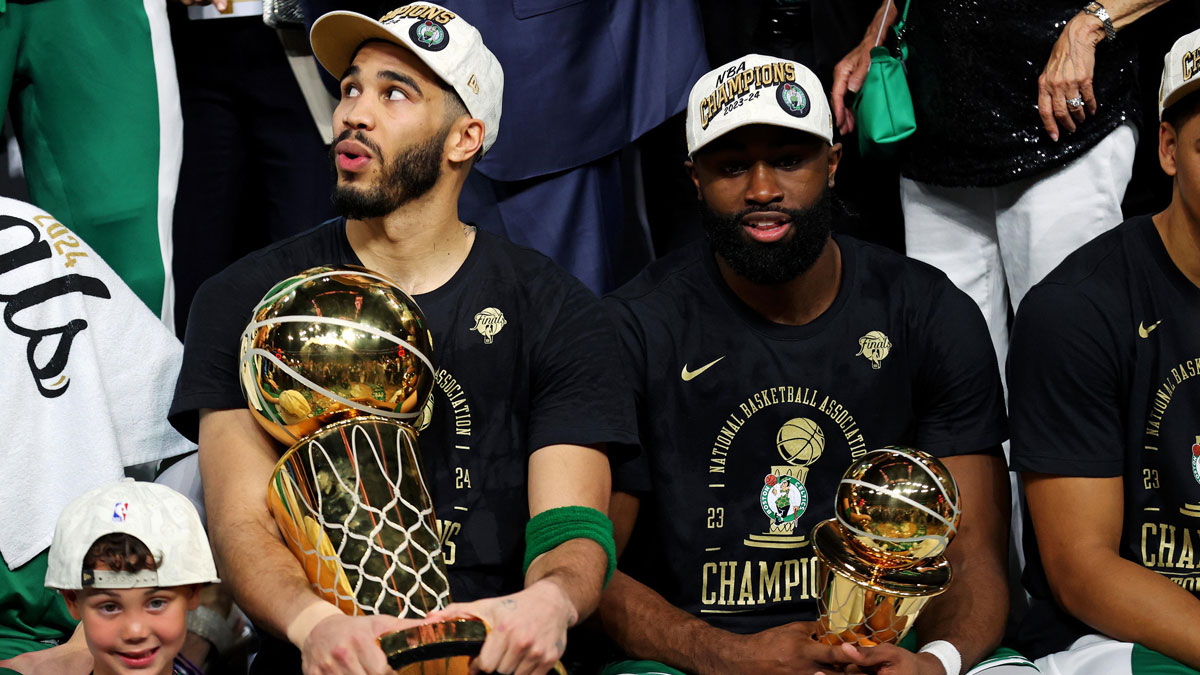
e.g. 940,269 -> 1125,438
198,409 -> 334,644
916,454 -> 1009,671
598,570 -> 731,675
914,550 -> 1008,670
1051,553 -> 1200,668
859,0 -> 900,46
525,443 -> 613,625
1101,0 -> 1170,29
525,537 -> 607,626
207,510 -> 326,640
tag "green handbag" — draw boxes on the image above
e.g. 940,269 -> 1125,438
853,0 -> 916,153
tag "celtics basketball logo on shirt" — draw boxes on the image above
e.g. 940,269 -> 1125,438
1192,436 -> 1200,486
747,417 -> 824,548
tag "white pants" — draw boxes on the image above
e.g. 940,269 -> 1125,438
1034,634 -> 1199,675
900,122 -> 1137,371
900,123 -> 1138,613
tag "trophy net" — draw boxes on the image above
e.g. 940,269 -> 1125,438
267,417 -> 451,618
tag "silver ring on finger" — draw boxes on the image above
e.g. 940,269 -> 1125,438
1066,95 -> 1084,109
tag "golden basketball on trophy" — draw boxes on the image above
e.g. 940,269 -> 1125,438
810,447 -> 961,646
239,265 -> 486,674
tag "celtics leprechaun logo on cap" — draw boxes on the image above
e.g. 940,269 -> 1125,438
411,19 -> 449,51
776,81 -> 810,118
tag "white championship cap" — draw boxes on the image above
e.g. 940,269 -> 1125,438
311,3 -> 504,155
45,480 -> 219,590
1160,27 -> 1200,120
686,54 -> 833,156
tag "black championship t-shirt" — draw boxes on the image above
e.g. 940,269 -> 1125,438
1009,216 -> 1200,659
605,235 -> 1007,633
170,219 -> 637,655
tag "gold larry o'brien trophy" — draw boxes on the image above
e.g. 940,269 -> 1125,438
238,265 -> 487,674
810,447 -> 961,646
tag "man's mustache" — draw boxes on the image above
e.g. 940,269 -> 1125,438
332,129 -> 384,160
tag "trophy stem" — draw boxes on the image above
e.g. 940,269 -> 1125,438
811,519 -> 951,646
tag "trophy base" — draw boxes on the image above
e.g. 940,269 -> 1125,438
380,619 -> 485,672
379,619 -> 568,674
811,519 -> 951,646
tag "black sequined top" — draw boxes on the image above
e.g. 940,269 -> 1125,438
900,0 -> 1139,187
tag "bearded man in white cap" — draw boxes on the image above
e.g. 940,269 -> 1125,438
1007,27 -> 1200,675
168,4 -> 636,674
597,55 -> 1025,675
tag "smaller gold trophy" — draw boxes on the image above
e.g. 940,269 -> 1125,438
810,447 -> 961,646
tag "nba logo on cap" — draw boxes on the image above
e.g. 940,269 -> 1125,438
112,502 -> 128,522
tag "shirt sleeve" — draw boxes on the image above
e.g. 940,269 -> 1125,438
602,296 -> 652,493
168,272 -> 256,442
525,271 -> 640,456
1007,283 -> 1124,477
911,277 -> 1008,457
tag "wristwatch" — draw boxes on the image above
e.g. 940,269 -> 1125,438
1083,1 -> 1117,42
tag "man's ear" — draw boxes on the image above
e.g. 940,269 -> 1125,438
827,142 -> 844,188
686,160 -> 702,200
446,117 -> 485,165
61,590 -> 83,621
1159,120 -> 1179,178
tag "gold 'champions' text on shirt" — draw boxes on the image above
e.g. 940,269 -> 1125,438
700,556 -> 821,610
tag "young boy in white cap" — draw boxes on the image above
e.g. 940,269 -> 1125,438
43,480 -> 220,675
1007,25 -> 1200,675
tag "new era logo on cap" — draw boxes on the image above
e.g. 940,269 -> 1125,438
686,54 -> 833,156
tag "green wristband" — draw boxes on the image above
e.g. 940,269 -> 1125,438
523,506 -> 617,586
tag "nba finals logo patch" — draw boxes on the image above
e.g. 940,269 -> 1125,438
470,308 -> 506,344
112,502 -> 128,523
776,81 -> 810,118
856,330 -> 892,370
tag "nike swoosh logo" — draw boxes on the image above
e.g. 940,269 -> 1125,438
681,356 -> 725,382
1139,320 -> 1162,338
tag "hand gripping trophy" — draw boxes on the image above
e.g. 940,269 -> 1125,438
810,447 -> 962,646
238,265 -> 484,673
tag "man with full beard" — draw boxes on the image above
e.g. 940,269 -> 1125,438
597,56 -> 1022,675
168,5 -> 635,675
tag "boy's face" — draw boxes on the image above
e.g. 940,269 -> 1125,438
63,583 -> 199,675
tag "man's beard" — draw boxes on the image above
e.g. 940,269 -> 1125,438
700,187 -> 833,285
330,126 -> 449,220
